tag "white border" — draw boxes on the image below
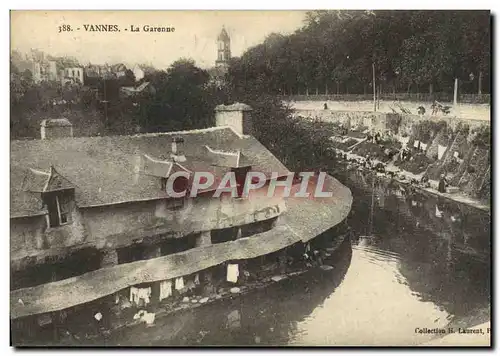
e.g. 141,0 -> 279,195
2,3 -> 497,356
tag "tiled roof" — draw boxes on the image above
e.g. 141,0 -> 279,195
218,27 -> 230,42
10,127 -> 290,218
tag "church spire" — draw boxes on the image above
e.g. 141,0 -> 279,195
216,26 -> 231,69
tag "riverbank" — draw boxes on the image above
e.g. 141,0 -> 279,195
335,148 -> 489,213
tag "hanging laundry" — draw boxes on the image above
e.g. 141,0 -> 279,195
159,280 -> 173,301
194,273 -> 200,285
142,312 -> 156,325
435,205 -> 443,218
227,263 -> 239,283
400,136 -> 410,149
438,145 -> 447,160
130,286 -> 151,306
411,200 -> 417,207
175,277 -> 185,290
453,151 -> 460,158
130,287 -> 138,303
413,140 -> 420,149
226,309 -> 241,329
420,143 -> 428,151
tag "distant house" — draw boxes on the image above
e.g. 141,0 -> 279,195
61,67 -> 84,86
111,63 -> 128,78
47,61 -> 58,81
119,82 -> 155,97
84,64 -> 114,79
132,64 -> 145,82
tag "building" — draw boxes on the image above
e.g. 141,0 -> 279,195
119,81 -> 155,97
208,27 -> 232,87
12,52 -> 60,83
111,63 -> 128,78
47,61 -> 58,81
84,64 -> 113,80
215,26 -> 231,72
61,67 -> 84,86
10,104 -> 352,343
132,64 -> 145,82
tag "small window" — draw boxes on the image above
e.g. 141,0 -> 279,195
72,69 -> 75,77
42,190 -> 74,228
232,167 -> 251,198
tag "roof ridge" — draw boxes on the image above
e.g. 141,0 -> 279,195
205,145 -> 239,156
10,126 -> 240,143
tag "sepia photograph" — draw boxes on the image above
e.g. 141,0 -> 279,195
9,9 -> 491,347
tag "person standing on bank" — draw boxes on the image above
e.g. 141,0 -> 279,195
438,174 -> 448,193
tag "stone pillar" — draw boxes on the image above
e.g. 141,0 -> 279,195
196,231 -> 212,247
143,245 -> 162,303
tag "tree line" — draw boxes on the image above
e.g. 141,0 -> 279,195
227,10 -> 490,96
10,10 -> 490,141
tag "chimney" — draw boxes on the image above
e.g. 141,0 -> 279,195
171,136 -> 186,162
40,118 -> 73,140
214,103 -> 253,136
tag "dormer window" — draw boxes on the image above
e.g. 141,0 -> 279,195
42,189 -> 75,227
232,166 -> 251,198
22,166 -> 76,228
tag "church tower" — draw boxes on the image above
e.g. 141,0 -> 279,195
215,26 -> 231,71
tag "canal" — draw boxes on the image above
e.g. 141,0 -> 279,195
94,169 -> 491,346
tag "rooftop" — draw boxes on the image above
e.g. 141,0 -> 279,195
10,126 -> 290,218
40,118 -> 72,128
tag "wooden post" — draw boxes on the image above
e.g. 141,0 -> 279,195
478,71 -> 482,95
325,83 -> 328,96
316,87 -> 319,96
196,231 -> 212,247
306,86 -> 309,96
336,82 -> 339,95
453,78 -> 458,106
372,62 -> 376,112
377,84 -> 381,110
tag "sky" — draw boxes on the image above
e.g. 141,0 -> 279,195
11,10 -> 306,69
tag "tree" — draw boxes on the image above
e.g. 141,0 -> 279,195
139,58 -> 216,132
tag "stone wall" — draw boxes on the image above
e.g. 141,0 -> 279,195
282,93 -> 491,104
293,109 -> 488,132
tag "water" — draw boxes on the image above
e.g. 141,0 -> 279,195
97,169 -> 491,346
